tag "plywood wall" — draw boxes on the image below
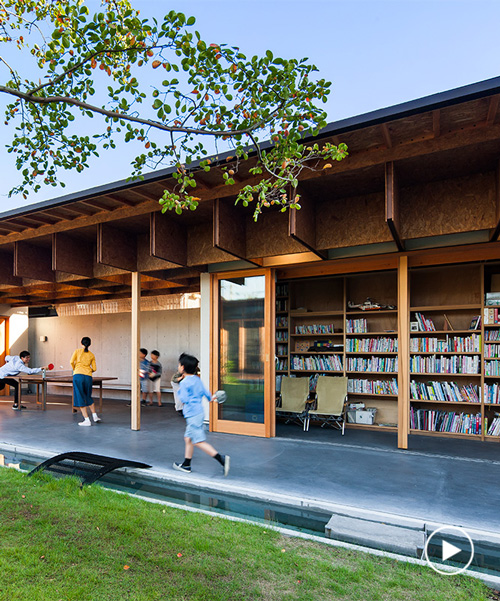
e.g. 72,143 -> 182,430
28,308 -> 200,393
400,172 -> 496,239
316,192 -> 391,250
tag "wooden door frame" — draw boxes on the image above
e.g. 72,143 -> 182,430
210,268 -> 275,438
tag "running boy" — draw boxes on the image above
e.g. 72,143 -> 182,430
173,353 -> 230,477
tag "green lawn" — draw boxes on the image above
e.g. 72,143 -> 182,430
0,467 -> 493,601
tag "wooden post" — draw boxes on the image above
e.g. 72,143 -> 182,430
397,256 -> 409,449
131,271 -> 141,430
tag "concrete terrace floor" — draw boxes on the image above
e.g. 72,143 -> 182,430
1,393 -> 500,534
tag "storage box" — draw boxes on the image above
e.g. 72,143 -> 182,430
354,408 -> 377,425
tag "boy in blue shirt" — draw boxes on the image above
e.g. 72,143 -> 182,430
139,348 -> 150,406
173,353 -> 230,477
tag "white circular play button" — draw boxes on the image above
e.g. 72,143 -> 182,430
424,526 -> 474,575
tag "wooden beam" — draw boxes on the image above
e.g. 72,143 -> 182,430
68,204 -> 97,217
288,194 -> 326,259
150,212 -> 187,266
397,255 -> 409,449
487,95 -> 500,126
84,199 -> 114,211
380,124 -> 392,148
14,241 -> 55,281
385,162 -> 404,251
0,252 -> 22,286
213,198 -> 247,260
104,194 -> 138,207
432,109 -> 440,138
53,233 -> 94,277
97,223 -> 137,271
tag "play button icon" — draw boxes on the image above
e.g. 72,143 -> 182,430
442,540 -> 461,562
425,526 -> 474,575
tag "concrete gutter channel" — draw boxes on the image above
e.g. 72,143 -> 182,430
3,442 -> 500,590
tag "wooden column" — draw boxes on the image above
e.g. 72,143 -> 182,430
397,255 -> 409,449
131,271 -> 141,431
289,197 -> 325,258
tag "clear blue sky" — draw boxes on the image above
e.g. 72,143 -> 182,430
1,0 -> 500,211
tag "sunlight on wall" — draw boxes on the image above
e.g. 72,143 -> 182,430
9,312 -> 29,351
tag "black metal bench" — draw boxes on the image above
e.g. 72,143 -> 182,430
28,451 -> 151,485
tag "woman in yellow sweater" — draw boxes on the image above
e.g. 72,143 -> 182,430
70,336 -> 100,427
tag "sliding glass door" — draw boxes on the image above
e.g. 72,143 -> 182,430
211,269 -> 275,437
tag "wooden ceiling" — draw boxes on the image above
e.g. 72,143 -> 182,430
0,91 -> 499,307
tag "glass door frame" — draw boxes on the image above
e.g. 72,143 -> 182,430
210,268 -> 276,438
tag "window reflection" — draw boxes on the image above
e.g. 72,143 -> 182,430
219,276 -> 265,423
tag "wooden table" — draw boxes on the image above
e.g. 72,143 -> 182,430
15,375 -> 117,412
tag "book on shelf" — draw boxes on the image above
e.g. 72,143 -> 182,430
346,337 -> 398,352
409,334 -> 481,353
347,378 -> 398,395
484,382 -> 500,404
346,318 -> 368,334
487,416 -> 500,436
410,407 -> 481,434
294,324 -> 335,334
484,308 -> 500,325
347,356 -> 398,372
291,354 -> 343,371
411,380 -> 480,403
414,312 -> 436,332
410,354 -> 480,374
469,315 -> 481,330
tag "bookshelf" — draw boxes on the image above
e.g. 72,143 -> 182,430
275,282 -> 289,394
409,264 -> 483,438
275,271 -> 399,431
274,262 -> 500,439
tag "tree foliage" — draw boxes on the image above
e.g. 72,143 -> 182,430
0,0 -> 347,219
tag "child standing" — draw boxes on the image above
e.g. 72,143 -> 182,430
70,336 -> 100,426
139,348 -> 150,406
173,353 -> 230,477
147,350 -> 163,406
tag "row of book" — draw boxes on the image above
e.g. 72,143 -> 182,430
276,316 -> 288,328
413,312 -> 436,332
409,334 -> 481,353
410,408 -> 482,434
276,359 -> 288,371
276,344 -> 288,356
346,318 -> 368,333
276,284 -> 288,297
484,344 -> 500,358
484,383 -> 500,404
484,307 -> 500,325
487,417 -> 500,436
294,324 -> 335,334
276,331 -> 288,342
410,380 -> 480,403
347,378 -> 398,395
410,355 -> 480,374
276,300 -> 288,312
346,357 -> 398,373
291,355 -> 343,371
346,337 -> 398,352
485,330 -> 500,341
485,360 -> 500,376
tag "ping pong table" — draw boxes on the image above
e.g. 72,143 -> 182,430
14,373 -> 117,412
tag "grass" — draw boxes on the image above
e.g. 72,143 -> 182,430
0,467 -> 494,601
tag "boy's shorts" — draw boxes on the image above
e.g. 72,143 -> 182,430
140,378 -> 150,394
150,377 -> 161,393
184,412 -> 206,444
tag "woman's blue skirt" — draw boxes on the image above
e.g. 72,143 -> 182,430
73,374 -> 93,407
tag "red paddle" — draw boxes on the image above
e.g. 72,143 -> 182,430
48,363 -> 54,370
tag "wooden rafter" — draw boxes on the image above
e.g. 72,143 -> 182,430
432,110 -> 440,138
486,95 -> 500,126
83,198 -> 115,211
380,124 -> 392,149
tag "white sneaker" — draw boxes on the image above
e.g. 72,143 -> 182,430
93,415 -> 101,422
78,420 -> 91,427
